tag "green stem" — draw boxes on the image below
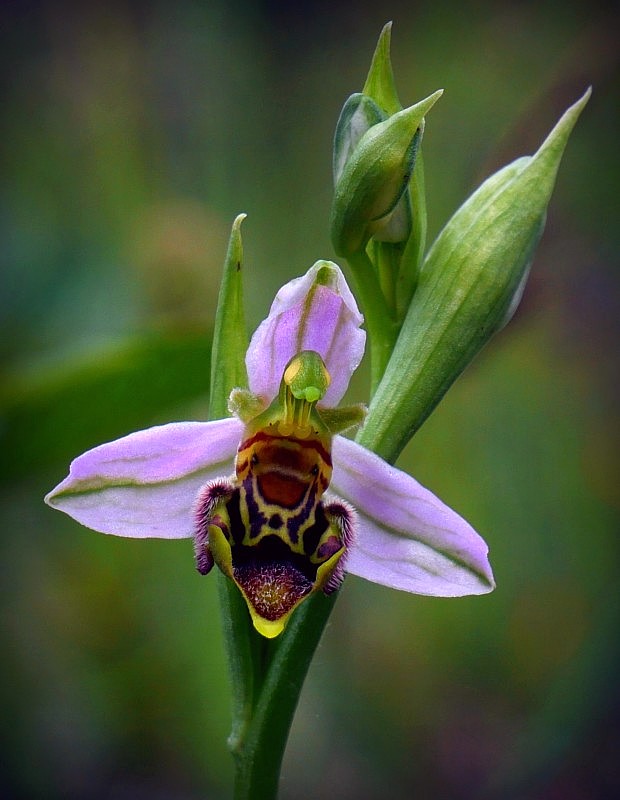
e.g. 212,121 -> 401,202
232,592 -> 337,799
373,240 -> 398,313
217,576 -> 263,755
346,249 -> 398,393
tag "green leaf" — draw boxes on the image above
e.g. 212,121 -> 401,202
210,213 -> 248,419
0,330 -> 212,483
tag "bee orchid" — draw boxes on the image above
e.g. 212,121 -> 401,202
45,261 -> 494,637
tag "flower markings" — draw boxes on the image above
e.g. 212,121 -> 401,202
45,261 -> 494,638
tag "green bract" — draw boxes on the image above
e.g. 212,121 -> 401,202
359,89 -> 592,463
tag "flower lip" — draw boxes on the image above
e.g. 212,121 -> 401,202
234,542 -> 314,620
252,441 -> 316,477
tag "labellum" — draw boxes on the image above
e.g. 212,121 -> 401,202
194,351 -> 354,638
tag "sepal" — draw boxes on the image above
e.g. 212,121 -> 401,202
44,419 -> 242,538
331,437 -> 495,596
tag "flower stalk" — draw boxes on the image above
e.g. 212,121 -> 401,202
42,23 -> 589,800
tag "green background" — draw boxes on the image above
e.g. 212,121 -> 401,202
2,1 -> 618,798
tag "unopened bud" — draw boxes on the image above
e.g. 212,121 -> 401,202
330,90 -> 442,257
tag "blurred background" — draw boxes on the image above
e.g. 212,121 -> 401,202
1,1 -> 618,798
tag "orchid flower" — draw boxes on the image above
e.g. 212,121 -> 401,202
45,261 -> 494,638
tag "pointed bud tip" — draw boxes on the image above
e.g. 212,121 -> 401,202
378,21 -> 393,48
376,21 -> 393,45
569,86 -> 592,124
524,87 -> 591,197
576,85 -> 593,106
400,88 -> 443,122
555,86 -> 592,130
535,86 -> 591,162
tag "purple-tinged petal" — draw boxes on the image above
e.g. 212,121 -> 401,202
246,260 -> 365,407
45,419 -> 243,539
331,437 -> 495,596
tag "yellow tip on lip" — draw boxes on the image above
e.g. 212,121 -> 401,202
249,612 -> 287,639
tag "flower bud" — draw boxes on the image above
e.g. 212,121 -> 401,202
359,89 -> 591,462
330,90 -> 442,257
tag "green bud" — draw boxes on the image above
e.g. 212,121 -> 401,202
331,90 -> 442,257
369,124 -> 421,244
358,89 -> 591,463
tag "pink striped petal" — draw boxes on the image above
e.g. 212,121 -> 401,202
45,419 -> 242,538
331,437 -> 495,596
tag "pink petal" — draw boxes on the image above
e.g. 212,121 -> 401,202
331,437 -> 495,596
45,419 -> 242,538
246,261 -> 365,406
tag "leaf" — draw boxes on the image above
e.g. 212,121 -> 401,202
0,329 -> 212,482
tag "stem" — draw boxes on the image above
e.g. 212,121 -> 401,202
217,576 -> 263,755
373,240 -> 397,312
232,592 -> 337,799
346,249 -> 398,393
